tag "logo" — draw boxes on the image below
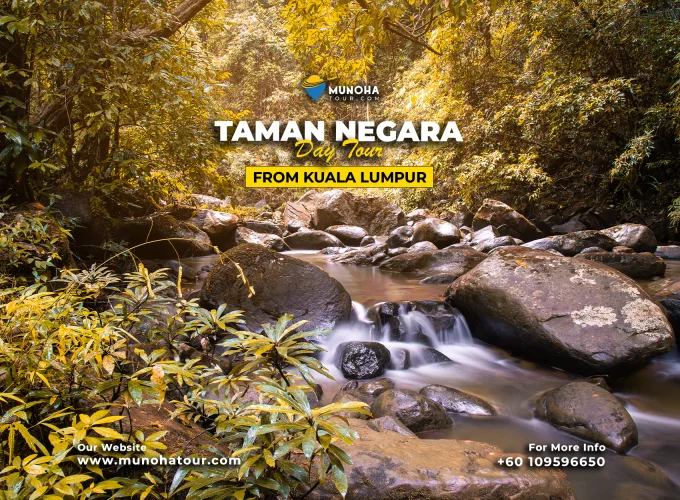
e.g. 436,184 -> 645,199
301,75 -> 327,100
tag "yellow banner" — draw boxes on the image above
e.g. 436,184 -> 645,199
245,166 -> 433,188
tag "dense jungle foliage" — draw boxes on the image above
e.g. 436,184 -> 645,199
1,0 -> 679,221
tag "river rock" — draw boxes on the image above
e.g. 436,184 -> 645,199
372,389 -> 451,432
325,225 -> 367,246
200,244 -> 352,331
334,341 -> 391,379
304,418 -> 576,499
408,241 -> 438,253
466,225 -> 500,248
360,235 -> 375,246
320,246 -> 350,255
523,230 -> 617,256
416,347 -> 453,366
411,218 -> 461,248
242,220 -> 283,236
656,245 -> 680,260
386,225 -> 413,248
161,260 -> 195,282
115,214 -> 213,258
420,273 -> 458,284
387,247 -> 407,257
313,190 -> 405,235
659,298 -> 680,337
190,194 -> 230,209
602,224 -> 657,253
613,246 -> 635,253
477,235 -> 518,253
552,217 -> 588,235
405,208 -> 433,222
409,300 -> 459,331
472,199 -> 543,241
188,209 -> 239,247
575,251 -> 666,279
378,247 -> 487,278
579,246 -> 606,254
235,227 -> 288,252
331,243 -> 387,266
447,246 -> 674,375
533,382 -> 638,453
283,190 -> 318,228
339,378 -> 395,403
367,416 -> 415,437
419,384 -> 496,416
284,230 -> 344,250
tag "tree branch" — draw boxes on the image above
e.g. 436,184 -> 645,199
32,0 -> 213,129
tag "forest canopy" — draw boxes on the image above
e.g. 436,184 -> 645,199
1,0 -> 680,226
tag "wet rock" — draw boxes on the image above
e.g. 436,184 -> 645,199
188,210 -> 239,247
459,225 -> 473,237
378,247 -> 487,278
405,208 -> 433,223
304,418 -> 576,500
331,243 -> 387,266
284,230 -> 345,250
602,224 -> 657,253
420,273 -> 458,284
367,416 -> 415,437
409,300 -> 459,331
331,392 -> 370,419
472,199 -> 543,242
235,227 -> 288,252
586,376 -> 611,391
200,244 -> 352,332
115,214 -> 213,258
408,241 -> 438,253
283,190 -> 318,228
313,190 -> 405,235
466,224 -> 499,248
523,230 -> 617,256
575,251 -> 666,279
533,381 -> 638,453
411,218 -> 461,248
447,246 -> 674,376
416,347 -> 453,366
371,389 -> 451,432
242,219 -> 283,236
334,341 -> 391,379
656,245 -> 680,260
446,210 -> 474,228
319,246 -> 350,255
389,348 -> 411,370
286,219 -> 305,233
386,225 -> 413,248
579,246 -> 607,254
387,247 -> 408,257
477,235 -> 518,253
659,298 -> 680,337
419,384 -> 496,416
340,378 -> 395,403
613,246 -> 635,253
551,217 -> 588,235
325,225 -> 368,246
360,235 -> 375,246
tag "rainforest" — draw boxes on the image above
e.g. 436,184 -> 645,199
2,1 -> 680,500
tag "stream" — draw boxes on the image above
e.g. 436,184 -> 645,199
184,252 -> 680,500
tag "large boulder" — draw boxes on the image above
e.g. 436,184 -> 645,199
304,418 -> 576,500
200,244 -> 352,331
472,199 -> 543,241
523,230 -> 617,256
386,225 -> 413,248
411,218 -> 461,248
419,384 -> 496,416
284,230 -> 345,250
190,194 -> 230,209
188,210 -> 238,247
447,246 -> 674,376
378,247 -> 486,278
407,241 -> 438,253
533,382 -> 638,453
371,389 -> 451,432
602,224 -> 657,253
325,225 -> 368,246
234,227 -> 288,252
115,214 -> 213,258
242,220 -> 283,236
334,341 -> 391,379
313,190 -> 405,235
575,252 -> 666,279
283,190 -> 319,228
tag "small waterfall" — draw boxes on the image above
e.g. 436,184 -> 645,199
394,310 -> 440,346
438,309 -> 473,345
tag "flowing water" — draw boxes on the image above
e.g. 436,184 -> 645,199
184,253 -> 680,500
